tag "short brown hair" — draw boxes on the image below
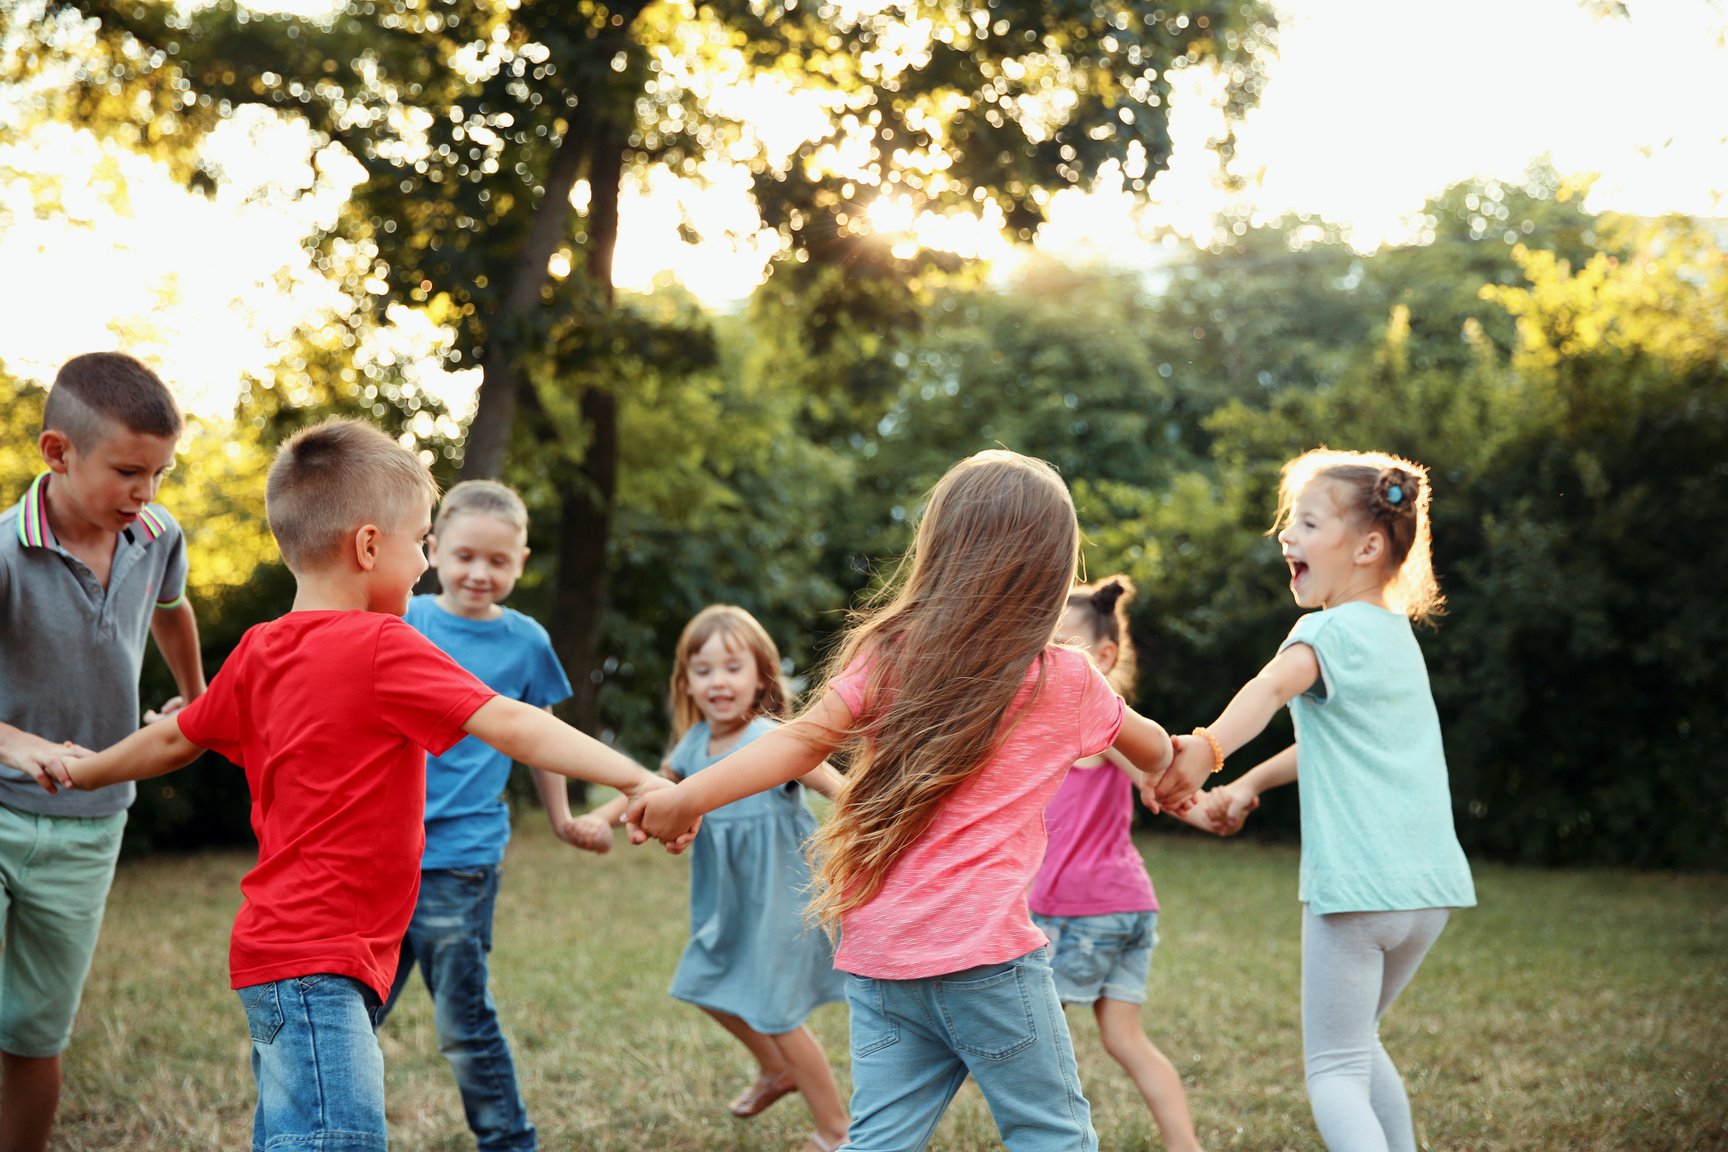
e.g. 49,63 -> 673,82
43,352 -> 183,449
266,419 -> 439,573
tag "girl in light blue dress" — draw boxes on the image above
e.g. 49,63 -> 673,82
582,605 -> 848,1152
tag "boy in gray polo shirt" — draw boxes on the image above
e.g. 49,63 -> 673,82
0,352 -> 206,1152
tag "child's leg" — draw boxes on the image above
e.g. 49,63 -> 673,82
700,1007 -> 790,1080
766,1024 -> 849,1148
237,975 -> 387,1152
0,807 -> 126,1152
407,867 -> 536,1152
842,973 -> 971,1151
943,949 -> 1098,1152
1301,908 -> 1449,1152
1093,998 -> 1201,1152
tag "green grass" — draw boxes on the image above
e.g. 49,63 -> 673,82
60,820 -> 1728,1150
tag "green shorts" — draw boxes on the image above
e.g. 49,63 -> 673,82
0,805 -> 126,1057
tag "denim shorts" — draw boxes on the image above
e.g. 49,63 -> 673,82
237,974 -> 386,1152
1031,910 -> 1158,1006
843,947 -> 1097,1151
0,806 -> 126,1056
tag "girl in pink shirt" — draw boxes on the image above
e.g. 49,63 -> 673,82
1032,575 -> 1205,1152
629,451 -> 1214,1152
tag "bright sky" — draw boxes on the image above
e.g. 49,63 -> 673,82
1,0 -> 1724,418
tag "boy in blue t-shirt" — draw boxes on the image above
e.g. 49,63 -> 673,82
379,479 -> 584,1152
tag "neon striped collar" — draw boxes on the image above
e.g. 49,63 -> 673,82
15,471 -> 169,549
15,472 -> 51,549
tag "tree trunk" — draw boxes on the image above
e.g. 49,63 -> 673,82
461,116 -> 591,481
548,114 -> 627,738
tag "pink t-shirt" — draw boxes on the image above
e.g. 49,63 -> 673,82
1029,760 -> 1158,918
829,645 -> 1125,980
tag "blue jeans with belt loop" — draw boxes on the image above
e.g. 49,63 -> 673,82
380,864 -> 537,1152
841,946 -> 1097,1152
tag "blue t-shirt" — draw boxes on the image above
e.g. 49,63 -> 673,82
1281,601 -> 1476,915
405,595 -> 572,868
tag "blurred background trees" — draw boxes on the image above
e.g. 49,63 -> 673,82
2,3 -> 1723,867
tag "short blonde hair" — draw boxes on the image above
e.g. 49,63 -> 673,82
436,479 -> 529,537
266,419 -> 439,573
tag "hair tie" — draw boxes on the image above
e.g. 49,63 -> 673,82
1386,484 -> 1404,505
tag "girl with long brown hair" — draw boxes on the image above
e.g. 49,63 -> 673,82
628,450 -> 1211,1151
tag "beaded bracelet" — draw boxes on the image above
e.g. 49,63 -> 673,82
1192,726 -> 1225,774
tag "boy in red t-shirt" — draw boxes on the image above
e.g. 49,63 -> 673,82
43,419 -> 680,1150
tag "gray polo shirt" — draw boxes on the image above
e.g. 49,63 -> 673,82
0,472 -> 188,817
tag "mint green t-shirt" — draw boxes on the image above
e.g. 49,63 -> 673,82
1281,602 -> 1476,915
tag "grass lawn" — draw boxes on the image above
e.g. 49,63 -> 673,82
60,817 -> 1727,1151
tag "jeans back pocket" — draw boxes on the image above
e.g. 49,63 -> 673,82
238,981 -> 284,1045
935,964 -> 1037,1060
848,976 -> 901,1058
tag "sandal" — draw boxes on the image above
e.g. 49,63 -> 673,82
729,1072 -> 798,1118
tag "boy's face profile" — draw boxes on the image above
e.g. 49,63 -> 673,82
364,500 -> 434,617
428,511 -> 528,620
39,418 -> 178,538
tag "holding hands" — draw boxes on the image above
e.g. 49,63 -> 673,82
0,725 -> 94,794
623,785 -> 702,851
560,813 -> 615,854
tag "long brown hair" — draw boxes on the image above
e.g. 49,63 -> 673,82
668,606 -> 790,744
805,450 -> 1080,932
1276,448 -> 1444,623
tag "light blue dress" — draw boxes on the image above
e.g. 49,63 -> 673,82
667,716 -> 846,1034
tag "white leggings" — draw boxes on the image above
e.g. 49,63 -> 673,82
1302,906 -> 1450,1152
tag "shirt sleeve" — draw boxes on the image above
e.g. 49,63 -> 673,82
829,655 -> 871,718
175,631 -> 249,762
153,509 -> 189,609
1073,655 -> 1127,759
1280,611 -> 1334,703
372,617 -> 498,756
518,617 -> 573,710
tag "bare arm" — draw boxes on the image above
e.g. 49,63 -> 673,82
463,697 -> 658,795
1112,707 -> 1173,806
1151,643 -> 1319,810
797,760 -> 845,799
627,690 -> 851,845
56,716 -> 202,791
147,601 -> 207,719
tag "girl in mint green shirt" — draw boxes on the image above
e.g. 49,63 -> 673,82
1177,448 -> 1474,1152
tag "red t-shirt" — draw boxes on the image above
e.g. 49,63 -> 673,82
177,611 -> 496,1000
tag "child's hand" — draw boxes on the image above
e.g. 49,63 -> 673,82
1,732 -> 92,794
623,784 -> 701,853
1205,781 -> 1260,835
1150,735 -> 1214,813
143,696 -> 187,725
560,814 -> 614,854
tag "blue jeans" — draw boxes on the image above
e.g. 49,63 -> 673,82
237,974 -> 386,1152
842,947 -> 1097,1152
379,865 -> 536,1152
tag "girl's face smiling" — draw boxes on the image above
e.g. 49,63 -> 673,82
684,632 -> 764,738
1277,480 -> 1387,610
